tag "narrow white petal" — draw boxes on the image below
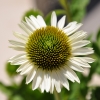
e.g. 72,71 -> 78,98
37,15 -> 46,27
9,53 -> 26,62
67,61 -> 84,72
69,57 -> 91,68
16,61 -> 30,72
63,21 -> 77,32
9,46 -> 25,51
57,16 -> 66,29
44,71 -> 51,92
51,11 -> 57,27
22,20 -> 35,32
30,15 -> 41,29
63,23 -> 82,36
64,66 -> 80,83
69,31 -> 87,42
71,40 -> 90,50
50,76 -> 55,93
78,57 -> 95,63
11,57 -> 28,65
61,67 -> 75,82
52,70 -> 61,93
19,23 -> 32,35
20,65 -> 32,75
72,47 -> 94,55
13,32 -> 28,41
32,69 -> 43,90
9,40 -> 25,47
25,17 -> 36,30
57,70 -> 69,90
40,72 -> 45,93
26,67 -> 37,84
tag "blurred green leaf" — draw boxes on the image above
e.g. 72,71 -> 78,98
9,95 -> 24,100
22,9 -> 43,21
0,82 -> 12,96
70,0 -> 89,22
6,62 -> 19,76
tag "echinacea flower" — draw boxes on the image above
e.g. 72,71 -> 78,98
9,11 -> 94,93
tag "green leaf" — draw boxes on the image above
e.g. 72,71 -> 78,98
70,0 -> 89,22
6,62 -> 19,76
22,9 -> 43,21
9,95 -> 24,100
0,82 -> 12,96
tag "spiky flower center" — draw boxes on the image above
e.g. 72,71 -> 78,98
26,26 -> 71,71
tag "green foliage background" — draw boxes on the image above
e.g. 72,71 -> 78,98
0,0 -> 100,100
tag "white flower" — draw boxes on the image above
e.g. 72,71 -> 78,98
9,11 -> 94,93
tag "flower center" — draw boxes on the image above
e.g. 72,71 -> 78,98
26,26 -> 71,71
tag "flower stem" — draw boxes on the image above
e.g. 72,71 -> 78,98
54,89 -> 61,100
59,0 -> 72,22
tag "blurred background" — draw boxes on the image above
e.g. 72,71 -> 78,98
0,0 -> 100,100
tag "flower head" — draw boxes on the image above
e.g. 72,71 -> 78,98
9,11 -> 94,93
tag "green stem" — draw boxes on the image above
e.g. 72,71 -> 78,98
54,89 -> 61,100
65,0 -> 72,22
59,0 -> 72,22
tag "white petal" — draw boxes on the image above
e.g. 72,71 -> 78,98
11,57 -> 28,65
32,69 -> 43,90
13,32 -> 28,41
29,15 -> 41,29
64,66 -> 80,83
51,11 -> 57,27
9,46 -> 25,51
57,16 -> 66,29
37,15 -> 46,27
9,40 -> 25,47
72,47 -> 94,55
63,23 -> 82,36
20,65 -> 33,75
40,72 -> 45,93
78,57 -> 95,63
42,71 -> 51,92
9,53 -> 26,62
16,61 -> 30,72
26,67 -> 37,84
52,70 -> 61,93
25,17 -> 36,30
50,76 -> 55,93
63,21 -> 77,32
22,20 -> 35,32
71,40 -> 90,50
57,70 -> 69,90
19,23 -> 32,35
69,31 -> 87,42
69,57 -> 91,68
67,61 -> 84,72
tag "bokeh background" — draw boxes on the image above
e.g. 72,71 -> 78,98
0,0 -> 100,99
